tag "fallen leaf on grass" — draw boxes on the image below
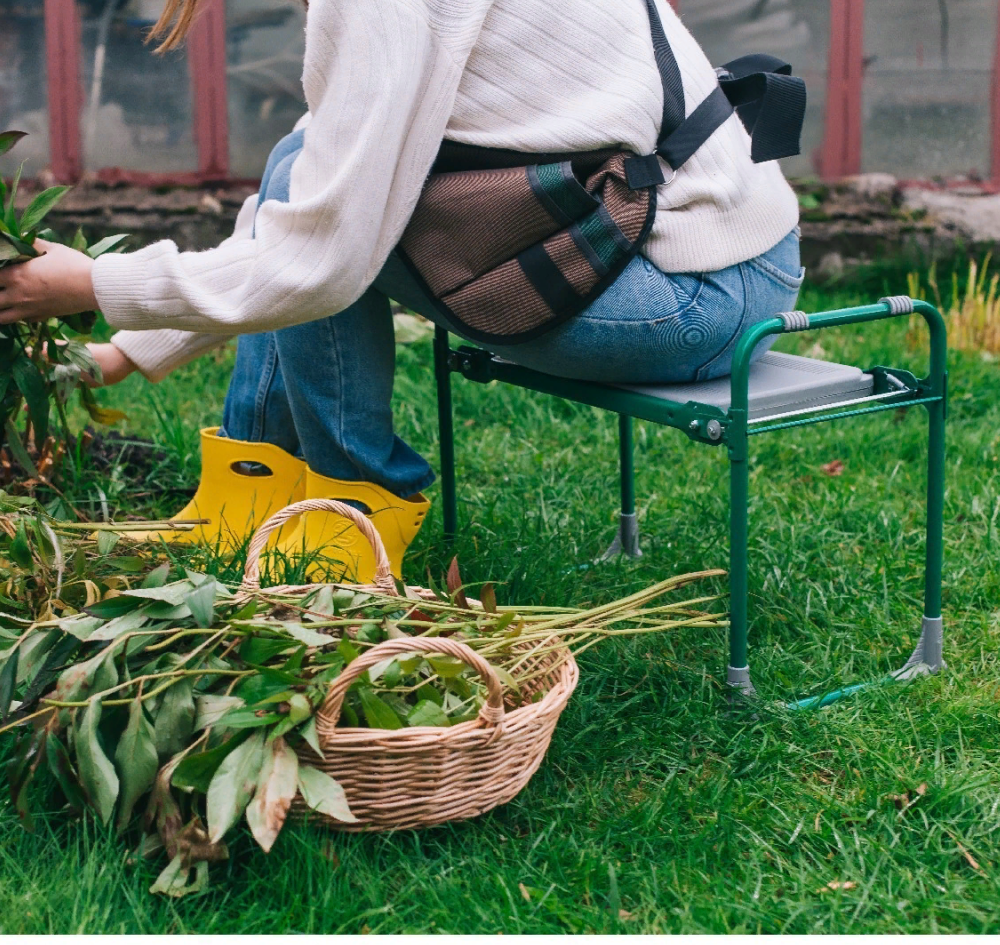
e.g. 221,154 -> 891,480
519,883 -> 531,902
821,880 -> 857,892
821,460 -> 845,476
618,910 -> 635,920
946,831 -> 983,872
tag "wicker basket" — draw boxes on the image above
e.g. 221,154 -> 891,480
240,499 -> 579,832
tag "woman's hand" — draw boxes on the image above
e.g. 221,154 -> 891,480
84,343 -> 137,387
0,240 -> 98,324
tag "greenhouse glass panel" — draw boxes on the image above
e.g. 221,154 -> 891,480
0,0 -> 49,176
681,0 -> 829,178
78,0 -> 197,172
862,0 -> 997,179
226,0 -> 306,177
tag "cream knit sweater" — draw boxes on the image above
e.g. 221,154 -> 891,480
101,0 -> 800,381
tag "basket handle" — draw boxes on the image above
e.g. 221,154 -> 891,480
241,499 -> 397,594
315,637 -> 506,738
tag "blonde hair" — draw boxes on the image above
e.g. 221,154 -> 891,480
149,0 -> 309,52
147,0 -> 206,52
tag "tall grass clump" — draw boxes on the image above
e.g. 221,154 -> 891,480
907,255 -> 1000,354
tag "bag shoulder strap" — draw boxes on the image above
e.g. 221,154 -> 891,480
643,0 -> 686,140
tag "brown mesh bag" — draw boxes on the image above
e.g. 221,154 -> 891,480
398,149 -> 658,345
394,0 -> 806,346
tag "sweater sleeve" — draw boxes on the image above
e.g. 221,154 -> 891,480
93,0 -> 485,338
107,193 -> 257,381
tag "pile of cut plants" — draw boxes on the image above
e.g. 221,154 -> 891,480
0,494 -> 727,897
0,129 -> 128,489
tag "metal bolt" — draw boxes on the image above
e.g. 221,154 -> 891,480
706,419 -> 723,441
688,420 -> 700,432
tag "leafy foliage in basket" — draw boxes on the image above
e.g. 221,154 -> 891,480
0,496 -> 726,896
0,130 -> 128,480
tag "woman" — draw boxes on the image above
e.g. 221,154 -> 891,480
0,0 -> 803,579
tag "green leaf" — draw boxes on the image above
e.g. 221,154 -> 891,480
4,418 -> 40,480
193,694 -> 244,731
96,530 -> 120,555
286,693 -> 311,725
215,706 -> 283,730
407,699 -> 451,728
296,765 -> 356,823
232,670 -> 295,707
86,233 -> 129,258
0,647 -> 18,721
171,730 -> 252,793
358,687 -> 404,730
15,629 -> 59,685
122,581 -> 198,606
298,716 -> 325,760
337,638 -> 359,665
238,635 -> 295,666
0,131 -> 27,158
206,730 -> 266,842
280,622 -> 334,647
84,595 -> 142,619
56,614 -> 105,641
6,163 -> 23,232
87,606 -> 149,642
53,645 -> 117,703
142,563 -> 171,588
115,698 -> 159,833
18,186 -> 70,234
11,354 -> 48,448
75,700 -> 120,825
150,854 -> 209,898
46,731 -> 87,813
426,654 -> 468,678
154,678 -> 196,759
184,580 -> 216,628
70,227 -> 88,252
245,736 -> 298,853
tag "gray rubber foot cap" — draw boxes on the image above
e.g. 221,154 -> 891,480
893,616 -> 946,681
599,513 -> 642,560
727,664 -> 757,697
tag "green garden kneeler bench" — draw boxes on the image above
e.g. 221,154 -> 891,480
430,295 -> 948,708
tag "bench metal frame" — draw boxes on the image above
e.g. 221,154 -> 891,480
432,296 -> 947,707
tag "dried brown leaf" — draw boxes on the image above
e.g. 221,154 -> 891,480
246,736 -> 299,853
175,815 -> 229,868
821,460 -> 845,476
446,557 -> 470,609
822,880 -> 857,892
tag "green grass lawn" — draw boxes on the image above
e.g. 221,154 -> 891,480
2,262 -> 1000,933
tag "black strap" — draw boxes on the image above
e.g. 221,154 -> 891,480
718,55 -> 806,163
644,0 -> 686,139
656,86 -> 733,171
629,5 -> 805,187
518,243 -> 580,314
654,57 -> 805,172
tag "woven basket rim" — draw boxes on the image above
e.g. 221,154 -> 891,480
306,651 -> 577,741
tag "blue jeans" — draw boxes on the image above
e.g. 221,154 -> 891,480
221,130 -> 805,497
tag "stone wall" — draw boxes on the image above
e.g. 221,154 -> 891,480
20,176 -> 1000,279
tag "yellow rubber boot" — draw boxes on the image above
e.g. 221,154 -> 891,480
277,468 -> 430,582
126,427 -> 306,552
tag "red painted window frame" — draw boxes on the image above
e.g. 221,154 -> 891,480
44,0 -> 231,184
37,0 -> 1000,188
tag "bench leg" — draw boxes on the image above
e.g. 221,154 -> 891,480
728,445 -> 756,697
895,394 -> 947,679
434,327 -> 458,541
600,414 -> 642,559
